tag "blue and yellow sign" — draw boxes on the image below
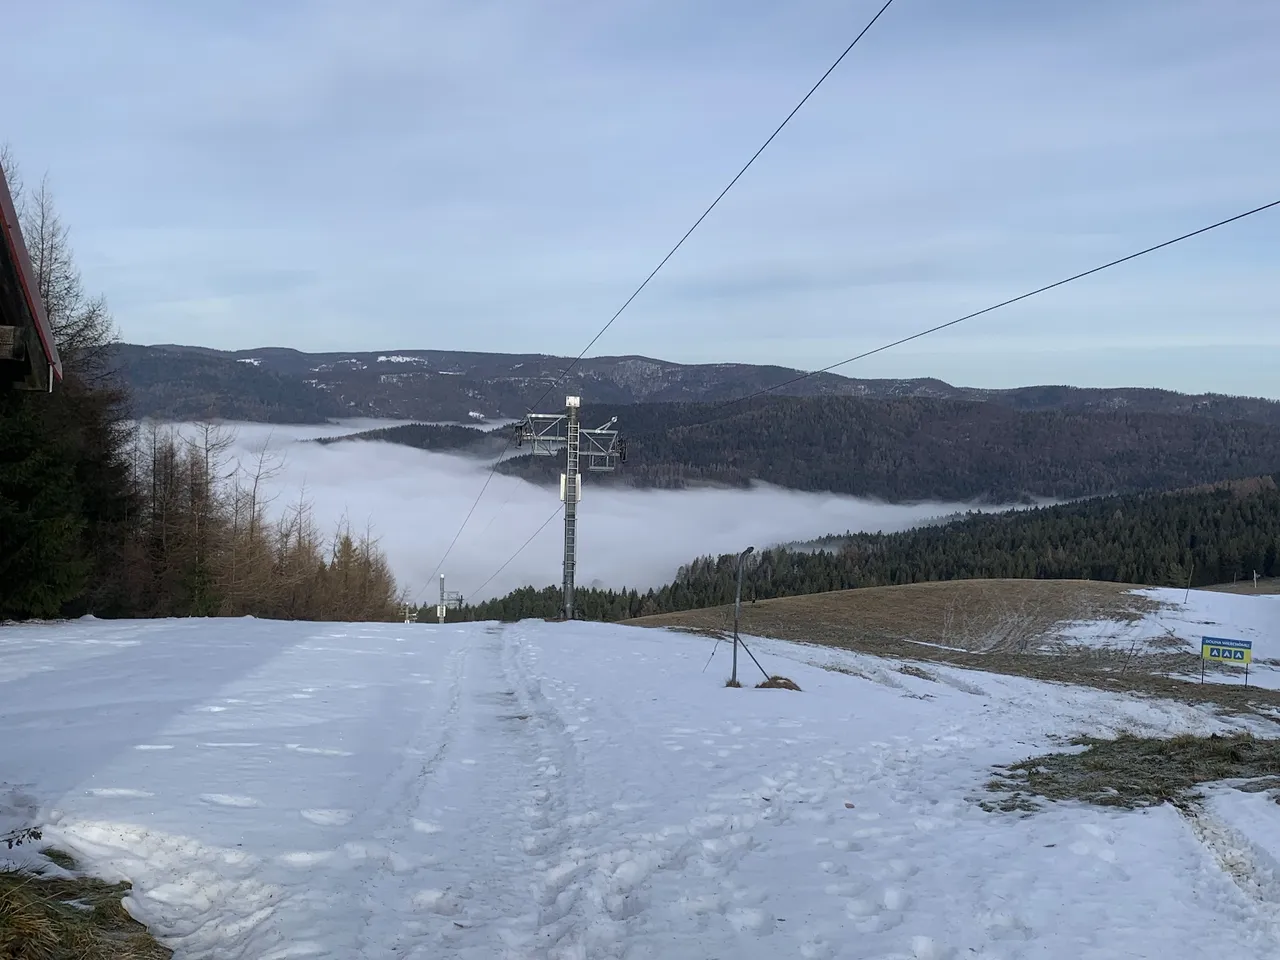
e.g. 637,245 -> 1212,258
1201,637 -> 1253,665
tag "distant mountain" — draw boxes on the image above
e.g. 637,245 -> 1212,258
110,342 -> 1280,426
325,397 -> 1280,504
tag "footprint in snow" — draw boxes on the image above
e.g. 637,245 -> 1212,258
277,850 -> 335,867
727,907 -> 775,935
286,744 -> 354,757
200,793 -> 262,808
412,888 -> 464,915
301,808 -> 353,826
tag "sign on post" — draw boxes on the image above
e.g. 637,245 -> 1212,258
1200,637 -> 1254,685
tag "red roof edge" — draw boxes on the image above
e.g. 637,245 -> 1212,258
0,159 -> 62,381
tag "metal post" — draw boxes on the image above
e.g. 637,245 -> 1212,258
434,574 -> 463,623
514,396 -> 623,622
562,396 -> 581,621
732,546 -> 755,686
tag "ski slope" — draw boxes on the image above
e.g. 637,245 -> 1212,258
3,616 -> 1280,959
1058,587 -> 1280,689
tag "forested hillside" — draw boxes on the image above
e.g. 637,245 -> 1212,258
445,479 -> 1280,622
119,346 -> 344,423
337,397 -> 1280,502
113,340 -> 1280,427
315,421 -> 509,456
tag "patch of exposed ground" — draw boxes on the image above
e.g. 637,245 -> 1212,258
1202,578 -> 1280,596
982,732 -> 1280,812
628,579 -> 1280,717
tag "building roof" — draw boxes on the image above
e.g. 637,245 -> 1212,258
0,158 -> 62,389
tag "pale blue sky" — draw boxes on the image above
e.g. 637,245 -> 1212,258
6,0 -> 1278,396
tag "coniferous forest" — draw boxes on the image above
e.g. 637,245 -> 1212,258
445,480 -> 1280,623
342,399 -> 1280,503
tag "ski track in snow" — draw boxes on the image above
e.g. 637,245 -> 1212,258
3,614 -> 1280,958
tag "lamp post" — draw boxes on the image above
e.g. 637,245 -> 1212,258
732,546 -> 755,686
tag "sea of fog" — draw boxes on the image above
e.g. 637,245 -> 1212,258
160,419 -> 1020,605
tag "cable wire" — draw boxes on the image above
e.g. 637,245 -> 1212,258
421,1 -> 897,595
415,430 -> 517,601
723,197 -> 1280,406
526,0 -> 898,414
468,502 -> 564,602
459,197 -> 1280,604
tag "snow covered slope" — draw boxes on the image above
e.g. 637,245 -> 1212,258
1058,587 -> 1280,688
3,616 -> 1280,959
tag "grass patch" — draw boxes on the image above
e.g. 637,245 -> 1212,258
756,675 -> 801,691
39,850 -> 76,872
0,867 -> 171,960
984,732 -> 1280,812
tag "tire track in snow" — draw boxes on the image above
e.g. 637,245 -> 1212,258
347,634 -> 472,958
500,628 -> 603,958
349,623 -> 588,959
500,632 -> 802,958
1180,803 -> 1280,943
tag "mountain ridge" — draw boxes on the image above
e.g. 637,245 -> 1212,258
112,342 -> 1280,426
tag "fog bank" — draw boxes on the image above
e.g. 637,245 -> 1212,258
169,420 -> 1017,606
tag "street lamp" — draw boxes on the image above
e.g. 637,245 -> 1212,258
731,546 -> 755,686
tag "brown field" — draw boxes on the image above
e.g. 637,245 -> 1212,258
627,579 -> 1280,716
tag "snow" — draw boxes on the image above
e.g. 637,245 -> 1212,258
4,616 -> 1280,959
376,355 -> 428,364
236,358 -> 263,366
1059,587 -> 1280,689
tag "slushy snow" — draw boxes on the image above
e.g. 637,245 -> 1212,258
2,613 -> 1280,959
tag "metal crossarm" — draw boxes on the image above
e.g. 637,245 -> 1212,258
516,415 -> 624,471
512,397 -> 625,619
435,574 -> 464,623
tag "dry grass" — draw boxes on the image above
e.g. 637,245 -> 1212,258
984,732 -> 1280,812
756,676 -> 802,691
0,855 -> 170,960
634,579 -> 1151,653
37,852 -> 75,873
628,579 -> 1280,717
1200,578 -> 1280,596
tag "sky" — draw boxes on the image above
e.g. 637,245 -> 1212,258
6,0 -> 1279,397
181,420 -> 1015,604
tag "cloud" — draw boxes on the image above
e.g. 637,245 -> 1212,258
188,420 -> 1014,605
7,0 -> 1278,395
